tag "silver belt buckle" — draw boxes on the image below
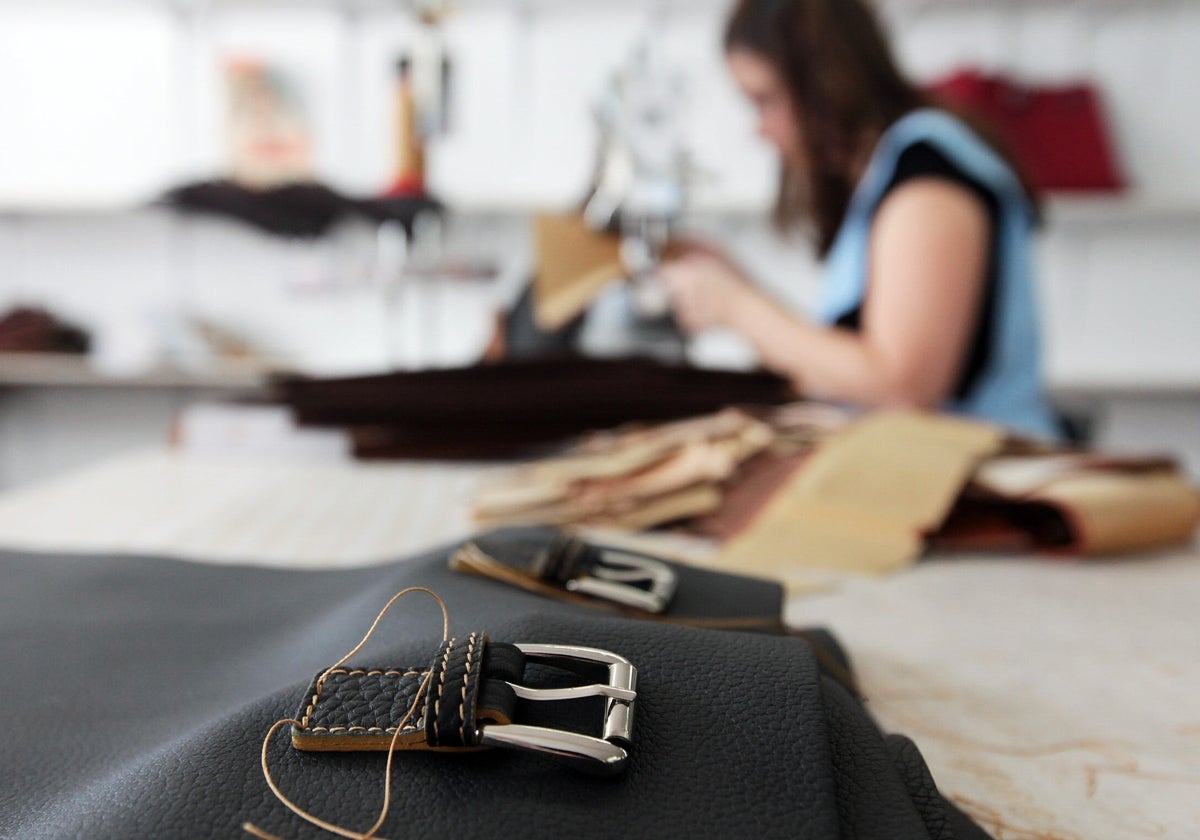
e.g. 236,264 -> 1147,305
477,643 -> 637,776
565,549 -> 677,614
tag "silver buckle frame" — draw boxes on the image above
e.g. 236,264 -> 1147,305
477,643 -> 637,776
565,549 -> 677,614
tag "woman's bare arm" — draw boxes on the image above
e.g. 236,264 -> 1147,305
661,179 -> 990,409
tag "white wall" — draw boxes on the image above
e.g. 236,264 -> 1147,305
2,2 -> 1199,208
0,0 -> 1195,370
887,1 -> 1200,202
1,0 -> 1198,488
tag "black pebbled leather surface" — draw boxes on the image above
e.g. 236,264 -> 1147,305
0,540 -> 994,840
298,667 -> 429,739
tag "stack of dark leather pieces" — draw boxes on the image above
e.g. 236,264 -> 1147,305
273,357 -> 795,460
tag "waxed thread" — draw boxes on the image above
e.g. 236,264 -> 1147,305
243,587 -> 450,840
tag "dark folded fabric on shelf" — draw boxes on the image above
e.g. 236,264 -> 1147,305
161,180 -> 441,238
0,537 -> 992,840
275,357 -> 794,460
0,306 -> 90,354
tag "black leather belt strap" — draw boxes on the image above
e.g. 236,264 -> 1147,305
291,633 -> 524,753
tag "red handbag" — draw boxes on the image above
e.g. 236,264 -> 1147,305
926,68 -> 1127,193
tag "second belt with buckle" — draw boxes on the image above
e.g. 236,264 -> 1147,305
452,527 -> 678,613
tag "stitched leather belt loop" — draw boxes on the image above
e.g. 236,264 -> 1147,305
424,633 -> 487,748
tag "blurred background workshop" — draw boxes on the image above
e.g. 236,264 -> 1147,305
1,1 -> 1199,838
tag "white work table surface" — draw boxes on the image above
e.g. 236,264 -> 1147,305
0,450 -> 1197,840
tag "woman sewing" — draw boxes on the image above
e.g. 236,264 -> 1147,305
660,0 -> 1061,439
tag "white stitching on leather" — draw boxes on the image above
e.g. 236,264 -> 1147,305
431,637 -> 457,746
333,669 -> 419,678
308,726 -> 414,734
459,633 -> 478,744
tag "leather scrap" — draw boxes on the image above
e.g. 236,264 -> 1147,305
473,408 -> 772,530
935,454 -> 1200,555
719,411 -> 1006,577
533,214 -> 626,331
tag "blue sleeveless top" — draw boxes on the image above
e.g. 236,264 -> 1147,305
818,109 -> 1060,439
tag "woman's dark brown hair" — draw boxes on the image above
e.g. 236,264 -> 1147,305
725,0 -> 1036,256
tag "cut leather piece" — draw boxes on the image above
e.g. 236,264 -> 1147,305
474,483 -> 724,533
472,436 -> 684,522
720,412 -> 1006,577
531,214 -> 692,331
480,407 -> 769,493
1032,471 -> 1200,554
971,453 -> 1180,496
687,450 -> 810,541
292,634 -> 523,753
572,432 -> 769,505
533,213 -> 626,331
586,482 -> 724,531
935,467 -> 1200,556
575,407 -> 775,458
473,408 -> 772,531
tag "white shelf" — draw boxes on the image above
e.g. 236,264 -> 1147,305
0,353 -> 271,389
1045,194 -> 1200,227
1,0 -> 1182,8
0,199 -> 156,218
879,0 -> 1188,11
0,0 -> 734,10
1048,368 -> 1200,397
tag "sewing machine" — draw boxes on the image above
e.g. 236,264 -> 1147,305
580,24 -> 692,356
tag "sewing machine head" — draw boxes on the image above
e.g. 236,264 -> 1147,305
584,34 -> 690,320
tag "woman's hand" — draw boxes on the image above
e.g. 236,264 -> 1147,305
658,253 -> 756,334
